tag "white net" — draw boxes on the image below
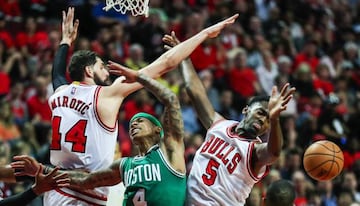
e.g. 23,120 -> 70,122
103,0 -> 150,17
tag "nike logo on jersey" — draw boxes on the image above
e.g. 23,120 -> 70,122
200,136 -> 242,174
51,96 -> 92,115
124,164 -> 161,186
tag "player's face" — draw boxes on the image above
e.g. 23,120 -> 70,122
238,102 -> 270,138
129,117 -> 156,144
93,57 -> 110,86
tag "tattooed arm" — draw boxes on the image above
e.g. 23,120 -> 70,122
136,73 -> 185,172
68,159 -> 122,189
137,73 -> 184,144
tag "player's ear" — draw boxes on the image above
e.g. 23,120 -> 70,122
155,126 -> 162,137
242,105 -> 249,115
84,65 -> 93,77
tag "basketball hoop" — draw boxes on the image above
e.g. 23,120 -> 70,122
103,0 -> 150,17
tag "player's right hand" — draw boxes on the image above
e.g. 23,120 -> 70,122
107,61 -> 139,83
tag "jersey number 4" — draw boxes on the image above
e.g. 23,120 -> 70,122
133,188 -> 147,206
51,116 -> 88,153
202,159 -> 220,186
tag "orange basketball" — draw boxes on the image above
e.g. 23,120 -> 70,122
303,140 -> 344,181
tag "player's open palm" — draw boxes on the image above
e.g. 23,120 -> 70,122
62,7 -> 79,44
268,83 -> 296,120
107,61 -> 139,83
204,14 -> 239,38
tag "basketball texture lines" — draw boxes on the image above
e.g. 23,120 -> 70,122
303,140 -> 344,181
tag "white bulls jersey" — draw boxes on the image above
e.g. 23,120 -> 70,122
44,83 -> 118,206
186,120 -> 269,206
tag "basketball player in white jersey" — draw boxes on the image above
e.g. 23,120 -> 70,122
163,33 -> 296,206
44,8 -> 239,206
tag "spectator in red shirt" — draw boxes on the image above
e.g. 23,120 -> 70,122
293,40 -> 319,74
91,27 -> 111,57
15,16 -> 49,55
0,0 -> 21,20
313,63 -> 334,97
26,76 -> 52,123
190,38 -> 222,73
122,89 -> 156,122
227,48 -> 262,109
0,13 -> 14,50
343,138 -> 360,170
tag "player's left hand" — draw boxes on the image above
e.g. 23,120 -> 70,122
268,83 -> 296,120
163,31 -> 180,50
107,61 -> 139,83
11,155 -> 41,177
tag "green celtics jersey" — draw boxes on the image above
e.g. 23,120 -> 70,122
120,145 -> 186,206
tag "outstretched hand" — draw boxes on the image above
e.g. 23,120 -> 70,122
107,61 -> 139,83
11,155 -> 41,177
32,165 -> 70,195
163,31 -> 181,50
163,14 -> 239,50
268,83 -> 296,120
61,7 -> 79,46
204,14 -> 239,38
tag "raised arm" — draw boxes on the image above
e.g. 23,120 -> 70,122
109,66 -> 185,171
52,7 -> 79,91
254,84 -> 296,170
137,73 -> 184,146
11,155 -> 122,189
163,32 -> 224,129
107,14 -> 239,98
69,159 -> 122,189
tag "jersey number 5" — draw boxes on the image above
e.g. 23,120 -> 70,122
51,116 -> 88,153
202,159 -> 220,186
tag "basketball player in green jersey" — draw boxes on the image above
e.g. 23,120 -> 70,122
63,67 -> 186,206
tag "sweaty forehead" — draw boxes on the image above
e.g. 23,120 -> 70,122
249,102 -> 268,112
95,57 -> 104,64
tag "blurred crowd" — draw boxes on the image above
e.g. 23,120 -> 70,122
1,0 -> 360,206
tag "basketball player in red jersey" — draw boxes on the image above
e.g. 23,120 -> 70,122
44,7 -> 239,206
163,33 -> 296,206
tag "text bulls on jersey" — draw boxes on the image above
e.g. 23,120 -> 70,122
200,135 -> 242,174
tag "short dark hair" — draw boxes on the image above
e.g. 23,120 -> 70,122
69,50 -> 97,81
265,180 -> 295,206
248,95 -> 269,106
